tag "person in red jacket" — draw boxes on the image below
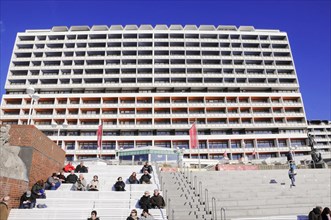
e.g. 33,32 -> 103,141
63,162 -> 75,172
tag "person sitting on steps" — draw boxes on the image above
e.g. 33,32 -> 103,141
140,162 -> 153,174
75,161 -> 88,173
128,172 -> 139,184
88,175 -> 99,191
140,170 -> 152,184
139,191 -> 152,210
87,210 -> 100,220
74,174 -> 87,191
150,189 -> 165,209
19,191 -> 36,209
114,177 -> 126,191
46,173 -> 61,190
63,161 -> 75,172
66,170 -> 78,184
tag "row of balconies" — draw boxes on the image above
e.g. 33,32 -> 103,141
15,46 -> 290,53
17,36 -> 287,44
9,73 -> 297,81
11,60 -> 294,68
13,51 -> 292,59
15,41 -> 289,49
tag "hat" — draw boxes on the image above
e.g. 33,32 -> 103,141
26,191 -> 31,197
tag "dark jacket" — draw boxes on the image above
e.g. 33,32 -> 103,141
141,165 -> 153,173
151,194 -> 165,208
139,195 -> 151,209
20,192 -> 36,205
31,183 -> 45,198
114,181 -> 125,191
128,175 -> 139,184
87,218 -> 100,220
66,174 -> 78,184
75,165 -> 88,173
139,174 -> 151,184
57,174 -> 66,183
309,208 -> 322,220
126,217 -> 140,220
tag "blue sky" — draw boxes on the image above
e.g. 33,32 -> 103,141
0,0 -> 330,120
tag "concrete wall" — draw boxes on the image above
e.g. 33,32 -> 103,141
0,125 -> 66,208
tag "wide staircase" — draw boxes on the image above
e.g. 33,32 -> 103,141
9,161 -> 167,220
161,167 -> 331,220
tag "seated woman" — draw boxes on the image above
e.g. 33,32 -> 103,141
88,175 -> 99,191
126,209 -> 140,220
46,173 -> 61,190
87,210 -> 100,220
128,172 -> 139,184
114,177 -> 125,191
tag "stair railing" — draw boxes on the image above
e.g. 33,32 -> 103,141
220,207 -> 226,220
205,188 -> 210,214
211,197 -> 217,220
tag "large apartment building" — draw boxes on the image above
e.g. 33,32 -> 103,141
308,120 -> 331,160
0,25 -> 311,161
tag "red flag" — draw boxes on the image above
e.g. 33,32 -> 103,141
189,123 -> 198,149
252,148 -> 256,156
223,151 -> 228,158
97,122 -> 103,149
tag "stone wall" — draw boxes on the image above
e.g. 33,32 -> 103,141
0,125 -> 66,208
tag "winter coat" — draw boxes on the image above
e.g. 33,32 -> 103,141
75,165 -> 88,173
129,175 -> 139,184
139,195 -> 151,209
66,174 -> 78,183
139,174 -> 151,184
88,180 -> 99,191
114,181 -> 125,191
151,194 -> 165,208
31,183 -> 45,198
141,165 -> 153,173
309,208 -> 322,220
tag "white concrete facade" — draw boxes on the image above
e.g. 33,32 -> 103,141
308,120 -> 331,159
0,24 -> 310,161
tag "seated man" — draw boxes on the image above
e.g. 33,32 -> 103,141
74,174 -> 87,191
308,206 -> 322,220
46,173 -> 61,190
31,180 -> 46,199
151,189 -> 165,209
19,191 -> 36,209
139,170 -> 152,184
114,177 -> 125,191
57,171 -> 66,183
88,175 -> 99,191
66,170 -> 78,184
63,161 -> 75,172
139,191 -> 152,210
75,162 -> 88,173
140,162 -> 153,174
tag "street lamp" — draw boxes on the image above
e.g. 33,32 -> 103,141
26,87 -> 40,125
175,147 -> 185,171
51,121 -> 68,146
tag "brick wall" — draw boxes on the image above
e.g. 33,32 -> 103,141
0,125 -> 66,208
0,177 -> 29,209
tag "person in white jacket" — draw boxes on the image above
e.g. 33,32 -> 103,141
88,175 -> 99,191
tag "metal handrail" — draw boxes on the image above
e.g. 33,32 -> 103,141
194,175 -> 197,193
172,209 -> 175,220
199,181 -> 203,201
212,197 -> 217,220
189,171 -> 193,184
167,198 -> 171,220
220,207 -> 226,220
205,188 -> 209,214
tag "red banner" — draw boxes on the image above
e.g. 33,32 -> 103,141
97,123 -> 103,149
189,123 -> 198,149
